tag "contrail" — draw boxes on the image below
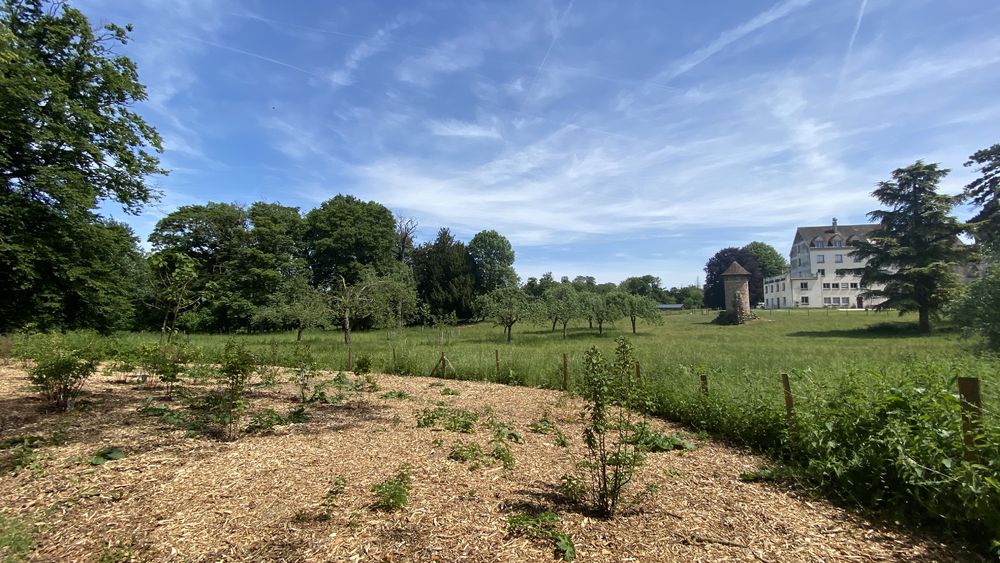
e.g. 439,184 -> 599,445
190,37 -> 322,79
838,0 -> 868,92
529,0 -> 576,88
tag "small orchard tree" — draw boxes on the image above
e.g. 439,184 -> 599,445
327,272 -> 380,346
371,263 -> 419,336
590,292 -> 625,335
254,275 -> 330,341
477,287 -> 532,342
29,345 -> 99,411
544,284 -> 580,339
149,252 -> 203,343
620,294 -> 660,334
849,161 -> 969,333
951,259 -> 1000,350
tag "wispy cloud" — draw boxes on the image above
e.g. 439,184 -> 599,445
837,0 -> 868,91
427,119 -> 502,139
329,18 -> 408,87
659,0 -> 815,81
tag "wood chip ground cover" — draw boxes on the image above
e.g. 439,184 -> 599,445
0,365 -> 974,561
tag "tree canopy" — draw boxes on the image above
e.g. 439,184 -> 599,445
963,144 -> 1000,249
741,241 -> 787,278
468,229 -> 518,294
0,0 -> 164,332
849,161 -> 968,332
305,195 -> 396,286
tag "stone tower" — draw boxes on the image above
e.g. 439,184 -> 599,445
721,261 -> 751,313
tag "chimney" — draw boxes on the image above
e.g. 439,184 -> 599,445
832,217 -> 838,231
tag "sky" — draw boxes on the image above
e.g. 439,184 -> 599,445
82,0 -> 1000,288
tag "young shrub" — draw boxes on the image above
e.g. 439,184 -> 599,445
214,341 -> 256,440
506,511 -> 576,561
578,337 -> 647,518
290,344 -> 316,404
448,440 -> 483,463
28,347 -> 98,411
372,464 -> 412,510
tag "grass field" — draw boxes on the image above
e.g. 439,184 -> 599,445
9,310 -> 1000,553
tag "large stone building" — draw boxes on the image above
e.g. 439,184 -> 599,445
763,218 -> 886,309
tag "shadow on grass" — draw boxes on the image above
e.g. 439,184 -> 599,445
788,322 -> 960,339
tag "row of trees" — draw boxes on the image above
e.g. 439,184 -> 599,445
478,284 -> 663,342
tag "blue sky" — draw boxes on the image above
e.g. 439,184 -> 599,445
84,0 -> 1000,288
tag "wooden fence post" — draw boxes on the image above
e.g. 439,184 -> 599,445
562,353 -> 569,391
958,377 -> 982,463
430,351 -> 445,377
699,372 -> 708,395
780,372 -> 797,439
347,346 -> 353,371
495,349 -> 500,378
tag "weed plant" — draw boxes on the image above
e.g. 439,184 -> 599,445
372,464 -> 412,510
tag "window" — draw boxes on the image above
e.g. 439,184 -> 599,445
799,282 -> 808,290
783,297 -> 787,306
831,283 -> 840,289
850,282 -> 859,289
782,283 -> 785,291
800,296 -> 809,305
816,268 -> 825,276
835,254 -> 844,263
823,297 -> 832,304
823,283 -> 831,289
816,255 -> 825,263
830,236 -> 843,248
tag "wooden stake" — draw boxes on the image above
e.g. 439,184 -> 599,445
495,349 -> 500,378
347,346 -> 353,371
781,372 -> 797,439
958,377 -> 982,463
562,353 -> 569,391
699,372 -> 708,394
430,351 -> 445,377
635,361 -> 641,382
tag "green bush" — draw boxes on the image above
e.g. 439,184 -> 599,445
0,514 -> 33,561
28,347 -> 98,411
506,511 -> 575,561
578,337 -> 647,518
372,464 -> 412,511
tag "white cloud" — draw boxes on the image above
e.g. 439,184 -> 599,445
427,119 -> 502,139
329,18 -> 407,87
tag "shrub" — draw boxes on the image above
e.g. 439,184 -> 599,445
214,341 -> 256,440
578,337 -> 647,518
448,440 -> 483,463
354,353 -> 373,376
28,347 -> 98,411
506,511 -> 575,561
372,464 -> 412,510
0,514 -> 34,561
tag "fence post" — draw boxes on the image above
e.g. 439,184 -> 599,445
430,351 -> 445,377
699,372 -> 708,395
958,377 -> 982,463
562,353 -> 569,391
635,361 -> 641,382
347,346 -> 353,372
780,372 -> 797,440
495,349 -> 500,378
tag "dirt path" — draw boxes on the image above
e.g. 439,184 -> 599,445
0,366 -> 969,562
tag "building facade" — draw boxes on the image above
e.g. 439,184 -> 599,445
763,219 -> 886,309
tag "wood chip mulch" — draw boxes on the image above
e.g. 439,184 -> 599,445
0,364 -> 977,562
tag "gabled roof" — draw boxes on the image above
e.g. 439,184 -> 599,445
793,223 -> 879,246
721,262 -> 751,276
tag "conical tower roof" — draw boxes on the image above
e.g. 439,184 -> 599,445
721,261 -> 751,276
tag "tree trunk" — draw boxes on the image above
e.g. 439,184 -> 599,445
598,321 -> 603,335
342,311 -> 351,346
551,319 -> 557,332
296,326 -> 303,341
918,307 -> 930,333
506,324 -> 513,343
589,317 -> 593,329
630,316 -> 637,334
562,321 -> 568,339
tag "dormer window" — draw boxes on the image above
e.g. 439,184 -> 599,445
830,235 -> 843,247
810,236 -> 825,248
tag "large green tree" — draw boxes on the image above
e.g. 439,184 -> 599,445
962,143 -> 1000,249
850,161 -> 968,333
619,275 -> 670,303
741,241 -> 787,278
476,286 -> 532,342
468,229 -> 518,294
412,228 -> 477,319
305,195 -> 396,286
0,0 -> 164,332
